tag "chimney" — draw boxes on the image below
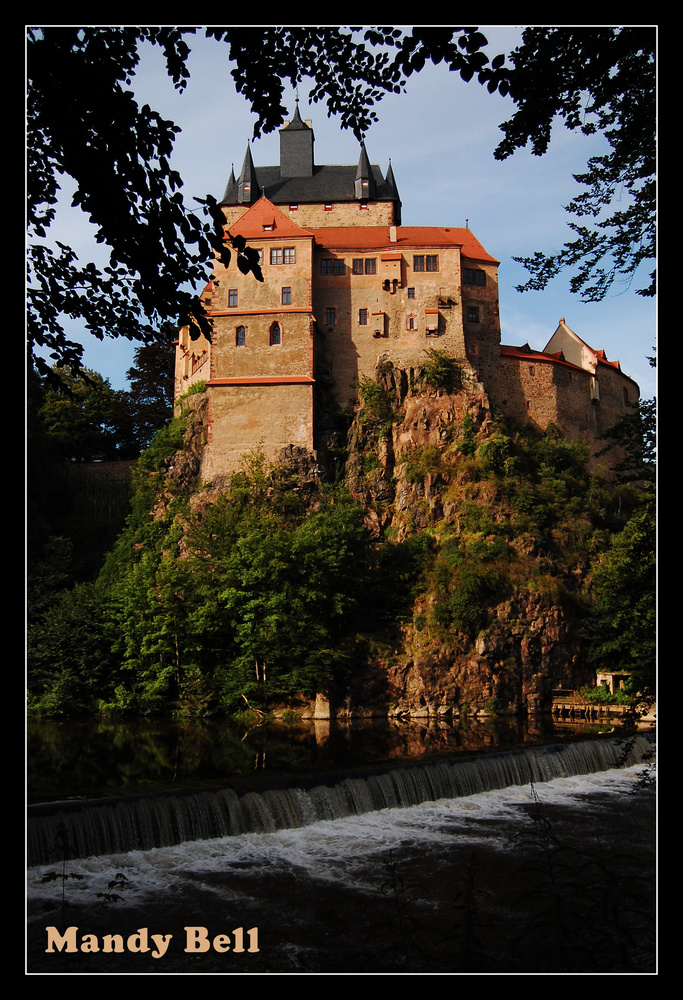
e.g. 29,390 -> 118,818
389,226 -> 397,242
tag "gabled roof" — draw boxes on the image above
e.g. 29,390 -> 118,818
545,318 -> 623,372
227,198 -> 314,241
503,318 -> 637,386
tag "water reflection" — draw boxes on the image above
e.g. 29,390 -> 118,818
26,714 -> 616,804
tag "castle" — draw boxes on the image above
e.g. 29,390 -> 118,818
174,106 -> 639,477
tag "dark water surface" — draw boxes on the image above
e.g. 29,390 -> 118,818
26,714 -> 608,804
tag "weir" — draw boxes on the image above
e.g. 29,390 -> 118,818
27,735 -> 654,868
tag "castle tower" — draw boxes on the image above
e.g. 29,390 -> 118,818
279,102 -> 315,178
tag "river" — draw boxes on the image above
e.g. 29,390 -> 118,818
26,718 -> 656,975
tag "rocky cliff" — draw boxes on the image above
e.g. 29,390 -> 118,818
166,360 -> 597,720
329,358 -> 592,719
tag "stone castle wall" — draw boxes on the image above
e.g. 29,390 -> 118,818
174,203 -> 638,478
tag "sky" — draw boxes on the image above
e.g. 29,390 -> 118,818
38,26 -> 657,400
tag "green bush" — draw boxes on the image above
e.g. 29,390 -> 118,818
421,348 -> 463,392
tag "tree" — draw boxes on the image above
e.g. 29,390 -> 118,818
492,26 -> 655,301
122,341 -> 176,452
585,497 -> 656,700
37,365 -> 124,461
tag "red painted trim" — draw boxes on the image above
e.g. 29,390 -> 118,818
206,376 -> 315,386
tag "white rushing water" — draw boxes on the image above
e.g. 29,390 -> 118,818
27,764 -> 653,918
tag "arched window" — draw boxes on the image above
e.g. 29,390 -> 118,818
236,325 -> 246,347
270,322 -> 281,346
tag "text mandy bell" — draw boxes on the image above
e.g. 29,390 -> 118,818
45,926 -> 260,958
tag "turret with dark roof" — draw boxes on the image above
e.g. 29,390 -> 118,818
219,107 -> 401,219
236,143 -> 260,204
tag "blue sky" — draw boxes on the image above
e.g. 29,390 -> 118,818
41,26 -> 656,399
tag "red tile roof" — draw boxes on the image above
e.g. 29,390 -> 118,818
227,198 -> 314,240
312,225 -> 498,263
224,198 -> 498,263
500,344 -> 584,371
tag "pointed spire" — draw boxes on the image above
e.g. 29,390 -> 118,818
283,100 -> 308,130
237,143 -> 260,204
221,164 -> 237,204
355,142 -> 375,200
385,158 -> 402,225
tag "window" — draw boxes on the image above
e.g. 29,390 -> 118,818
467,307 -> 480,323
326,307 -> 336,326
236,325 -> 246,347
322,258 -> 345,275
359,201 -> 368,210
270,323 -> 281,346
281,287 -> 291,305
359,309 -> 368,325
352,258 -> 376,275
413,255 -> 438,272
407,287 -> 415,299
324,203 -> 333,211
270,247 -> 295,264
529,365 -> 535,376
228,289 -> 238,307
463,268 -> 486,286
407,316 -> 416,331
289,204 -> 298,211
469,342 -> 478,355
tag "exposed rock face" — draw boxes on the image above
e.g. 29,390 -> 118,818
371,593 -> 585,719
166,391 -> 210,486
337,360 -> 593,718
